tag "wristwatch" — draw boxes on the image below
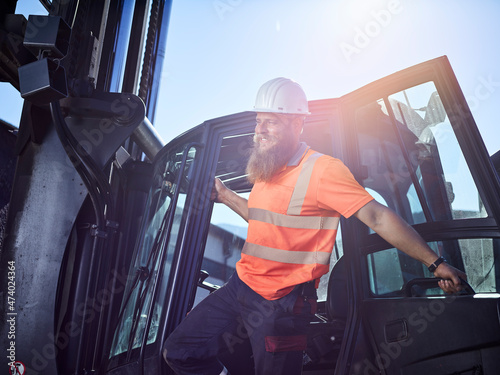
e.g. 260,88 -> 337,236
428,256 -> 446,273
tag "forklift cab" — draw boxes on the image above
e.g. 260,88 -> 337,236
106,56 -> 500,375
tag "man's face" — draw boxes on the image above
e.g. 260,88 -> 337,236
246,112 -> 300,183
253,112 -> 291,152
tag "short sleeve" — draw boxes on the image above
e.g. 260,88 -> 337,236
316,157 -> 374,218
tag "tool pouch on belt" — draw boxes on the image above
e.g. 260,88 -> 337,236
295,280 -> 318,315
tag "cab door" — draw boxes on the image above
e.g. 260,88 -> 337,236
105,129 -> 206,375
337,56 -> 500,374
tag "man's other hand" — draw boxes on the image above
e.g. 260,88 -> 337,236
434,263 -> 468,294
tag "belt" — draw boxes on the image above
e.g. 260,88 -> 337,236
299,280 -> 317,299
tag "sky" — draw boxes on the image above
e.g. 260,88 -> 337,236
3,0 -> 500,157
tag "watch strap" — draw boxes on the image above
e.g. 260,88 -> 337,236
428,256 -> 446,273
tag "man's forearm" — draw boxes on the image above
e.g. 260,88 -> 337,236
369,207 -> 437,266
221,189 -> 249,222
213,178 -> 249,221
355,200 -> 438,266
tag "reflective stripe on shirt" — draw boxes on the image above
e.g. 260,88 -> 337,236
242,242 -> 331,265
287,152 -> 323,215
248,207 -> 339,230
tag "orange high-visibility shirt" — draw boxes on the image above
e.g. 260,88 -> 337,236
236,143 -> 373,300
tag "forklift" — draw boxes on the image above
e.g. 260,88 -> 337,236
1,1 -> 500,374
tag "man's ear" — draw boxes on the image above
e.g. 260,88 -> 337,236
292,116 -> 305,136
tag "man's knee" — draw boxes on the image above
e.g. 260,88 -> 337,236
162,347 -> 169,363
162,344 -> 223,375
162,337 -> 181,365
162,336 -> 181,370
162,345 -> 186,374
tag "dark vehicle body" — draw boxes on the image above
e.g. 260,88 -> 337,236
1,1 -> 500,374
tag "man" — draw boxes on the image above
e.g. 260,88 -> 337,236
163,77 -> 466,375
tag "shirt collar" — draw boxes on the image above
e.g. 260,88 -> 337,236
287,142 -> 310,167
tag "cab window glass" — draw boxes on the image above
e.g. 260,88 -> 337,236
109,143 -> 198,358
388,81 -> 487,221
355,81 -> 487,224
355,100 -> 425,225
368,238 -> 500,295
194,192 -> 249,306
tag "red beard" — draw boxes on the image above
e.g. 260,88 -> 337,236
246,132 -> 297,183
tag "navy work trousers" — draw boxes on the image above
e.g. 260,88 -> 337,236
163,272 -> 316,375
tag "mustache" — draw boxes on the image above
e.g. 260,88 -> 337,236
253,134 -> 277,144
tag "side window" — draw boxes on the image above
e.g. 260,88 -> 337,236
368,238 -> 500,295
355,81 -> 487,224
387,82 -> 487,221
356,99 -> 426,225
368,247 -> 433,295
193,193 -> 250,306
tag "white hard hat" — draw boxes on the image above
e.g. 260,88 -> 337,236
252,77 -> 310,115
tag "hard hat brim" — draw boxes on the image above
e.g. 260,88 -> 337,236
250,107 -> 311,115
